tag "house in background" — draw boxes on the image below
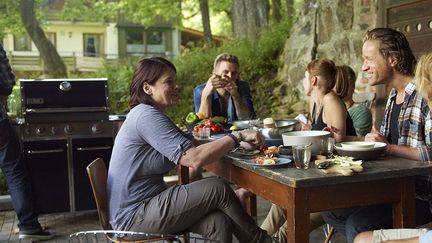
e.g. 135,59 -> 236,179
1,0 -> 181,72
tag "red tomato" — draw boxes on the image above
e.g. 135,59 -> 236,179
210,125 -> 218,133
205,120 -> 215,127
261,146 -> 268,152
216,124 -> 224,132
193,126 -> 199,133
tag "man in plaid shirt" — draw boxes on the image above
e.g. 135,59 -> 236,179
322,28 -> 432,243
0,44 -> 53,240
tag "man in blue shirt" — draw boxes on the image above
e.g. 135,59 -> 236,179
0,44 -> 53,240
193,53 -> 256,121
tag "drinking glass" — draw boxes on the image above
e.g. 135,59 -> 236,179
198,127 -> 210,139
292,144 -> 312,169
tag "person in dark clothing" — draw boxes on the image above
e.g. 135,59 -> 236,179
304,59 -> 357,138
0,44 -> 53,240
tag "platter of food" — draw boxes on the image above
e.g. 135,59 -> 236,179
238,156 -> 292,167
228,146 -> 292,167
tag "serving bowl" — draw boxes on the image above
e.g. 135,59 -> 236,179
334,142 -> 387,160
259,119 -> 299,146
278,146 -> 292,155
232,120 -> 263,130
282,130 -> 330,155
341,142 -> 375,149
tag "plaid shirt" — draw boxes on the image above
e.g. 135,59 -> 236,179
380,81 -> 432,203
0,44 -> 16,96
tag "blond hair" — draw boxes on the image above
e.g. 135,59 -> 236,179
415,52 -> 432,107
213,53 -> 239,70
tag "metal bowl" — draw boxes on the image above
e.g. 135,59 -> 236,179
259,119 -> 299,139
232,120 -> 263,130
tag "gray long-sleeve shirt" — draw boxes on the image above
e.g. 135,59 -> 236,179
107,104 -> 192,231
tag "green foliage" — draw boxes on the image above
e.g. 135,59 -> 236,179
168,21 -> 291,122
117,0 -> 182,27
61,0 -> 118,22
71,22 -> 290,122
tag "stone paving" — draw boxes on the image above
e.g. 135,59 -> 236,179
0,195 -> 346,243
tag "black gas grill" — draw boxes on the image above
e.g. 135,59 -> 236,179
18,78 -> 114,213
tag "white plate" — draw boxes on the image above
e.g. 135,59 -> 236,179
237,157 -> 292,167
335,142 -> 387,151
341,142 -> 375,149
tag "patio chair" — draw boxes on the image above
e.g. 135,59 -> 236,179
86,158 -> 190,243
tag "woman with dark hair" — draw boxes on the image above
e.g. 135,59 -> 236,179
304,59 -> 357,137
260,59 -> 357,242
107,57 -> 272,243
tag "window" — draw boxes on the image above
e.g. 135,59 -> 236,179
14,34 -> 32,51
126,29 -> 144,55
46,32 -> 56,47
83,34 -> 102,57
147,30 -> 165,53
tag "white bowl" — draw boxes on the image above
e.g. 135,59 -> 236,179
282,131 -> 330,155
334,142 -> 387,160
341,142 -> 375,149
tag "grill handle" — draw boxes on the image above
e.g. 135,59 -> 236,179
76,145 -> 112,151
27,148 -> 64,154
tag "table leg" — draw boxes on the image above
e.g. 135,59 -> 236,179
286,188 -> 310,243
178,165 -> 189,185
244,193 -> 257,222
393,176 -> 415,228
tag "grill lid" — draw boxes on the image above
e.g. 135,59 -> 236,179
20,78 -> 110,123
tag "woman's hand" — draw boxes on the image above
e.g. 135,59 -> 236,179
323,125 -> 344,143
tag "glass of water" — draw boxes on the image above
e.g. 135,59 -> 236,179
292,144 -> 312,169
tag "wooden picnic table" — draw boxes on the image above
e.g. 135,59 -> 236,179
180,155 -> 432,243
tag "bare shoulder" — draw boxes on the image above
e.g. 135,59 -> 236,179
323,92 -> 343,107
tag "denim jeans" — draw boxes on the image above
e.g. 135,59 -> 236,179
322,200 -> 432,243
0,103 -> 42,233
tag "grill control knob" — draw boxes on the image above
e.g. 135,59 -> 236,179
91,123 -> 102,133
64,124 -> 73,134
35,126 -> 44,136
51,126 -> 58,135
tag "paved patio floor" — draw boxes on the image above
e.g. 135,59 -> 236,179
0,194 -> 346,243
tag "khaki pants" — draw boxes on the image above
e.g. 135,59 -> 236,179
372,228 -> 430,242
261,203 -> 325,242
128,177 -> 271,243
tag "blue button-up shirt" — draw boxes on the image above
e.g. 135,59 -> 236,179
193,80 -> 256,121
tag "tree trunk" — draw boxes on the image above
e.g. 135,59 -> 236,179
232,0 -> 269,39
199,0 -> 212,47
286,0 -> 294,18
20,0 -> 67,78
271,0 -> 282,23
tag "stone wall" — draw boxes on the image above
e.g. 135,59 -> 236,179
273,0 -> 378,117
